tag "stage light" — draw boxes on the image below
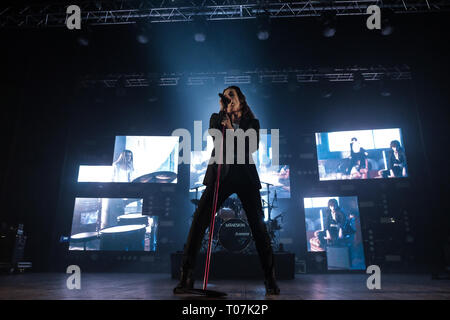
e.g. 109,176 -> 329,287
381,21 -> 394,36
135,22 -> 151,44
323,25 -> 336,38
193,16 -> 207,42
381,9 -> 395,36
257,30 -> 269,41
76,25 -> 92,47
321,11 -> 337,38
77,33 -> 89,47
256,14 -> 270,41
194,32 -> 206,42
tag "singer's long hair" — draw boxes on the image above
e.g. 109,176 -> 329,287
223,86 -> 255,120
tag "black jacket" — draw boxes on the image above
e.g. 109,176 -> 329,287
202,111 -> 262,189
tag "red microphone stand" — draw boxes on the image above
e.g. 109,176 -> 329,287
184,116 -> 227,297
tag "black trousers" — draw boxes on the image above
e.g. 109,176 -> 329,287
181,165 -> 275,278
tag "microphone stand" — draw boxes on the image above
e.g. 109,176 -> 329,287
184,111 -> 227,297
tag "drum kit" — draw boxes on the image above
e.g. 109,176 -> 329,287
190,181 -> 284,254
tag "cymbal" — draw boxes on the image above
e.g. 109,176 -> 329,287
132,171 -> 177,183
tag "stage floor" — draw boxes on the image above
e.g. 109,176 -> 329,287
0,273 -> 449,300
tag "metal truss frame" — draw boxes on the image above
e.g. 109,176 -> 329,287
1,0 -> 449,28
80,65 -> 412,87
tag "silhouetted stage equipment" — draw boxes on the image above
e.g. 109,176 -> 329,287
132,171 -> 176,183
171,252 -> 295,280
0,224 -> 32,273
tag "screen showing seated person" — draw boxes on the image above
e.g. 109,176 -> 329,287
304,196 -> 366,270
69,197 -> 158,252
78,136 -> 179,183
315,128 -> 408,181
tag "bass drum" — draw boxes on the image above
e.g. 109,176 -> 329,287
218,218 -> 252,253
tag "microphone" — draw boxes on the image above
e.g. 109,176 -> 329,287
218,93 -> 232,126
218,93 -> 231,107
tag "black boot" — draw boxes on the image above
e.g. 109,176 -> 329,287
173,268 -> 195,294
264,268 -> 280,296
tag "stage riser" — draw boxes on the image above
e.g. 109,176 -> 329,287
171,252 -> 295,280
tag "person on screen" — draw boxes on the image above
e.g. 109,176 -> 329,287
174,86 -> 279,296
113,150 -> 134,182
278,165 -> 290,185
349,138 -> 369,179
315,199 -> 347,248
388,140 -> 407,177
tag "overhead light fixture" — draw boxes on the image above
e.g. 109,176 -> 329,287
321,11 -> 337,38
135,22 -> 151,44
193,15 -> 207,42
76,25 -> 92,47
256,14 -> 271,41
381,9 -> 395,36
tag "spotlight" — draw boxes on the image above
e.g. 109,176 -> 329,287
77,35 -> 89,47
135,22 -> 151,44
76,25 -> 92,47
323,24 -> 336,38
381,9 -> 395,36
193,15 -> 207,42
137,34 -> 149,44
256,14 -> 270,40
257,30 -> 269,41
194,32 -> 206,42
321,11 -> 337,38
381,19 -> 394,36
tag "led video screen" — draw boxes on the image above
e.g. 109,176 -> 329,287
78,136 -> 179,183
304,196 -> 366,270
315,128 -> 408,180
69,197 -> 158,252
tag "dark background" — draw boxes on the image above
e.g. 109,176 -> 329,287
1,11 -> 449,273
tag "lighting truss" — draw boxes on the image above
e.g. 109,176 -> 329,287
1,0 -> 449,28
80,65 -> 412,87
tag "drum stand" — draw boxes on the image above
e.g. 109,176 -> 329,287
183,120 -> 227,298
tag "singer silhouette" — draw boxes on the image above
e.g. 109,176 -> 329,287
174,86 -> 280,296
